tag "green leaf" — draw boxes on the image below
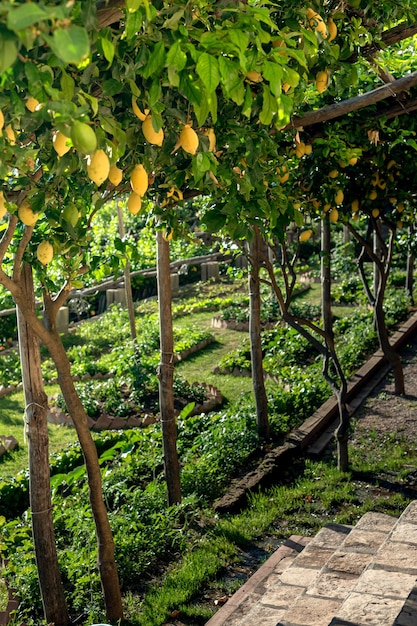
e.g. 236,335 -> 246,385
276,94 -> 293,128
102,78 -> 123,97
7,4 -> 47,30
60,71 -> 75,100
259,86 -> 276,125
228,29 -> 249,53
196,53 -> 220,92
202,208 -> 227,233
163,9 -> 184,29
193,97 -> 210,127
148,80 -> 162,107
294,210 -> 304,227
100,36 -> 115,65
262,61 -> 283,97
166,41 -> 187,71
0,31 -> 17,73
142,41 -> 166,79
192,152 -> 211,183
53,27 -> 90,65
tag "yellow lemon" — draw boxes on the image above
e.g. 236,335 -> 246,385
316,69 -> 329,94
299,229 -> 312,242
26,96 -> 40,112
128,192 -> 142,215
351,199 -> 359,213
37,241 -> 54,265
18,200 -> 39,226
327,17 -> 337,41
352,213 -> 360,222
246,70 -> 263,83
372,208 -> 380,218
53,131 -> 71,156
5,124 -> 15,145
329,169 -> 339,178
205,128 -> 216,152
307,8 -> 327,38
130,164 -> 148,197
369,189 -> 377,200
348,156 -> 358,166
0,191 -> 6,219
109,164 -> 123,186
0,110 -> 4,132
397,221 -> 403,229
335,189 -> 344,205
179,124 -> 199,155
304,144 -> 313,155
142,115 -> 164,147
329,208 -> 339,223
132,97 -> 148,121
295,141 -> 306,158
397,202 -> 404,213
87,149 -> 110,186
71,121 -> 97,155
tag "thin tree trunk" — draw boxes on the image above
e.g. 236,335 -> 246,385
13,292 -> 123,622
17,263 -> 69,626
249,227 -> 270,440
117,202 -> 137,341
321,220 -> 349,471
156,231 -> 181,505
406,224 -> 414,305
374,271 -> 405,395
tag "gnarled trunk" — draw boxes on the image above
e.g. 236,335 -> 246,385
17,263 -> 69,626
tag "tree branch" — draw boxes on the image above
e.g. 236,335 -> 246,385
284,70 -> 417,130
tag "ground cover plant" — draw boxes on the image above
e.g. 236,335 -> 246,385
0,272 -> 415,624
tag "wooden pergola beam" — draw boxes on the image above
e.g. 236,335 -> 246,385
283,70 -> 417,130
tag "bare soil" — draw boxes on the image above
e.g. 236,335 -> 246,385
350,335 -> 417,442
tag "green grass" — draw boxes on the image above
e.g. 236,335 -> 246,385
0,386 -> 78,478
127,430 -> 417,625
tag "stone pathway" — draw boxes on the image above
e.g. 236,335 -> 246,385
206,501 -> 417,626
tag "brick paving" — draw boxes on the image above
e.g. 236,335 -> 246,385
206,501 -> 417,626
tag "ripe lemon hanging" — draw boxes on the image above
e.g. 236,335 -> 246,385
335,189 -> 344,205
351,199 -> 359,213
87,150 -> 110,186
53,131 -> 71,156
5,124 -> 15,145
316,69 -> 329,94
142,115 -> 164,147
205,128 -> 216,152
109,164 -> 123,186
372,208 -> 380,218
294,141 -> 306,158
128,192 -> 142,215
26,96 -> 40,112
327,17 -> 337,41
18,200 -> 39,226
299,229 -> 313,242
0,191 -> 6,219
179,124 -> 199,155
307,8 -> 328,38
329,208 -> 339,223
71,121 -> 97,155
37,241 -> 54,265
130,164 -> 148,197
329,169 -> 339,178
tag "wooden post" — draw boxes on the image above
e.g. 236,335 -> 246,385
117,202 -> 136,341
156,231 -> 181,505
17,263 -> 69,626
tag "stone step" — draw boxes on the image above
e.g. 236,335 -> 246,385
205,535 -> 311,626
208,511 -> 399,626
329,500 -> 417,626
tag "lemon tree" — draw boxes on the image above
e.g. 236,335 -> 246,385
0,1 -> 415,623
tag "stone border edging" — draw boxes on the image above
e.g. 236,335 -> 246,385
213,311 -> 417,514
